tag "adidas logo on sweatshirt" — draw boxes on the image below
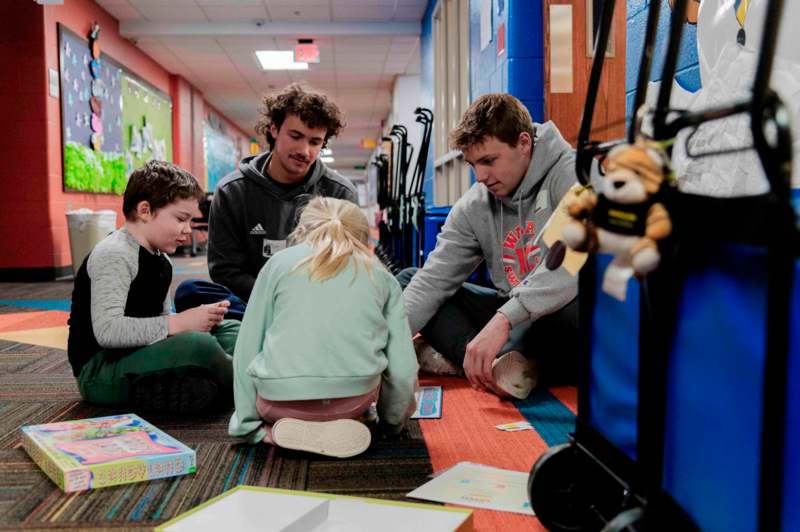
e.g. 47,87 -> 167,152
250,223 -> 266,235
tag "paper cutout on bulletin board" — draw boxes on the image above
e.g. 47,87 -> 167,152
122,76 -> 172,174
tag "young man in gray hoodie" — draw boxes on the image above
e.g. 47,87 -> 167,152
175,84 -> 358,315
399,93 -> 578,399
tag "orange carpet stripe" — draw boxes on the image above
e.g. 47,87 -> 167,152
418,376 -> 548,531
0,311 -> 69,333
549,385 -> 578,415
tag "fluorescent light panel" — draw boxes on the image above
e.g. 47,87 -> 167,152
255,50 -> 308,70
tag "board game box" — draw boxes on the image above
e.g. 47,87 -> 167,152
20,414 -> 195,492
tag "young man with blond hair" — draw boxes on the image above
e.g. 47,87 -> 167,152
399,93 -> 579,399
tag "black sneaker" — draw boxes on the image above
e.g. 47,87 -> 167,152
131,370 -> 218,415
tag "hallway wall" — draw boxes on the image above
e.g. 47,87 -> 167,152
419,0 -> 547,207
0,2 -> 52,278
0,0 -> 250,280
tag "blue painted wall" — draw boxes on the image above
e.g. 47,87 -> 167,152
420,0 -> 546,207
625,0 -> 701,120
469,1 -> 508,101
469,0 -> 545,122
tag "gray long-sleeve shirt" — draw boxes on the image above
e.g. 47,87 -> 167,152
67,227 -> 171,377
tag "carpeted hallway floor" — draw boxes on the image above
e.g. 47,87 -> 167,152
0,254 -> 577,530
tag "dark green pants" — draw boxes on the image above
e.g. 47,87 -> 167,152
76,320 -> 239,406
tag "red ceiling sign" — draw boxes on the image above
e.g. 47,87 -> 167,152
294,43 -> 320,64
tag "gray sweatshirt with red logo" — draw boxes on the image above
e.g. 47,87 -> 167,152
403,121 -> 579,334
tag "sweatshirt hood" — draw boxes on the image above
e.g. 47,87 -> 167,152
502,121 -> 573,207
239,151 -> 329,201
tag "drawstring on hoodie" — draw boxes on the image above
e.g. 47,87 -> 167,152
495,134 -> 542,285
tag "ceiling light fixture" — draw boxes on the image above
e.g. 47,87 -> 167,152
255,50 -> 308,70
320,156 -> 335,163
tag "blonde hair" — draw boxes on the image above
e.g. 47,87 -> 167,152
290,197 -> 374,282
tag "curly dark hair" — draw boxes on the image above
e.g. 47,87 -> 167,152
122,160 -> 204,221
450,93 -> 535,151
254,83 -> 344,150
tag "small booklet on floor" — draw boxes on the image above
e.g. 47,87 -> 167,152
411,385 -> 443,419
407,461 -> 535,516
156,486 -> 473,531
20,413 -> 195,493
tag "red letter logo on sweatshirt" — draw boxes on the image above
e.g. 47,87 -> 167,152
502,222 -> 540,286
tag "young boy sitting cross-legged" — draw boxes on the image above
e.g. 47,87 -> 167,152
67,161 -> 240,414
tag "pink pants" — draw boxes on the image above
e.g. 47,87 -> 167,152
256,388 -> 379,444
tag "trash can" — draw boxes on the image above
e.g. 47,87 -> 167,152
66,209 -> 118,277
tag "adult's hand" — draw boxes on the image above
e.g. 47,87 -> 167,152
463,312 -> 510,394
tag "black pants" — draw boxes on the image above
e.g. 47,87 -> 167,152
397,267 -> 578,385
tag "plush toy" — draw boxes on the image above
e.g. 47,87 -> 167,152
562,142 -> 672,301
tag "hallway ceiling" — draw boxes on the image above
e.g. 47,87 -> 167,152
95,0 -> 426,174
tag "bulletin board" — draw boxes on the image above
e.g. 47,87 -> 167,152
121,76 -> 173,175
58,24 -> 172,195
203,121 -> 239,192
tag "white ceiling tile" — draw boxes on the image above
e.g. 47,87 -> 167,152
384,64 -> 409,74
267,0 -> 332,6
268,5 -> 331,21
130,0 -> 198,6
391,35 -> 420,45
117,0 -> 424,145
162,37 -> 226,58
195,0 -> 263,5
393,13 -> 424,21
133,2 -> 209,22
332,0 -> 396,4
334,54 -> 386,64
202,6 -> 269,22
335,36 -> 391,46
389,42 -> 417,54
337,64 -> 383,75
393,3 -> 427,19
96,3 -> 144,21
332,5 -> 392,20
216,36 -> 280,49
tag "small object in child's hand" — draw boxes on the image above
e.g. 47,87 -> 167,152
545,240 -> 567,270
495,421 -> 533,432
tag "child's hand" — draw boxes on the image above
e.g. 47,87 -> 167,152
168,300 -> 229,334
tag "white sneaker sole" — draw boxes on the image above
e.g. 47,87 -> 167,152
414,337 -> 463,376
271,418 -> 371,458
492,351 -> 538,400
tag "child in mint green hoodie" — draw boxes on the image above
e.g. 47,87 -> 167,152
229,197 -> 418,458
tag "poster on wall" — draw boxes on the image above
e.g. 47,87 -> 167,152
58,24 -> 126,194
203,121 -> 239,192
121,76 -> 173,176
58,24 -> 172,195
